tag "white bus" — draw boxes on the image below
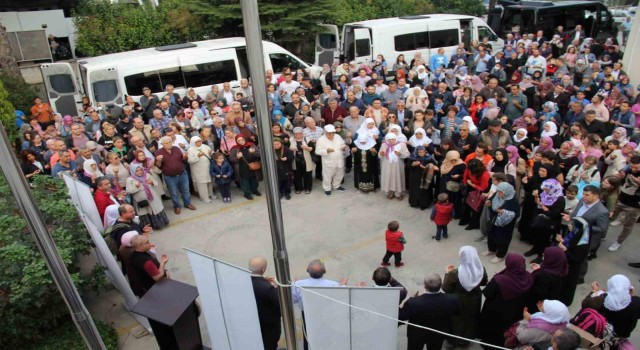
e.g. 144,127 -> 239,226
40,38 -> 309,116
315,14 -> 503,67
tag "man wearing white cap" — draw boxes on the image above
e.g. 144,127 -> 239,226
315,124 -> 347,196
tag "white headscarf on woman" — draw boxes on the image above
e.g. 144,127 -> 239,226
540,122 -> 558,138
513,128 -> 528,143
83,158 -> 104,178
458,246 -> 484,292
530,300 -> 571,324
356,118 -> 380,138
389,124 -> 408,143
461,116 -> 478,133
416,65 -> 428,80
103,204 -> 120,228
604,274 -> 633,311
355,133 -> 376,151
408,128 -> 432,148
383,133 -> 400,163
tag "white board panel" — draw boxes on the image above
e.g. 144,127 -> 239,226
186,250 -> 264,350
61,173 -> 80,208
350,288 -> 399,350
73,178 -> 104,231
301,286 -> 399,350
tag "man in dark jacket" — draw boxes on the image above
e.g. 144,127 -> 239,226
249,257 -> 281,350
399,274 -> 460,350
372,267 -> 408,304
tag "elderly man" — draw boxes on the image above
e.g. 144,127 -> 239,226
479,77 -> 507,103
343,106 -> 365,135
128,117 -> 153,144
149,109 -> 172,133
293,259 -> 347,350
164,84 -> 181,108
224,101 -> 252,127
127,234 -> 168,297
109,204 -> 152,250
393,99 -> 413,127
125,135 -> 154,163
315,124 -> 347,196
321,98 -> 348,125
303,117 -> 325,180
249,257 -> 281,350
399,274 -> 460,350
380,81 -> 404,110
159,100 -> 178,119
210,116 -> 226,150
155,136 -> 195,214
480,119 -> 512,151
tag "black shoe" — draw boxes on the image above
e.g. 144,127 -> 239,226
285,194 -> 291,200
253,191 -> 262,196
464,225 -> 477,231
432,235 -> 441,241
523,249 -> 537,257
577,278 -> 585,285
530,256 -> 543,264
587,253 -> 597,261
324,191 -> 331,196
443,234 -> 449,239
345,168 -> 351,174
244,194 -> 254,200
458,221 -> 469,226
629,262 -> 640,268
336,186 -> 346,192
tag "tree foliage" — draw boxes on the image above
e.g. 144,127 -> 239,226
431,0 -> 485,17
73,0 -> 215,56
0,175 -> 104,348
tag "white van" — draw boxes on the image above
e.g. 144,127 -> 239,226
315,14 -> 503,67
40,38 -> 309,116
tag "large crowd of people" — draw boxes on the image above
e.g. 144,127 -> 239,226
13,29 -> 640,350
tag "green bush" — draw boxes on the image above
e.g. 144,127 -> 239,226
0,72 -> 36,116
31,319 -> 119,350
0,174 -> 105,348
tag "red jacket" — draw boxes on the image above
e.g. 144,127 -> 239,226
94,190 -> 116,220
432,202 -> 454,226
385,229 -> 404,253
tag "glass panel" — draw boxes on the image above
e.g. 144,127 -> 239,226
319,33 -> 337,49
124,71 -> 162,95
269,53 -> 304,73
158,67 -> 185,89
355,39 -> 370,57
48,74 -> 75,93
236,48 -> 250,78
92,80 -> 118,102
182,60 -> 238,88
429,29 -> 459,48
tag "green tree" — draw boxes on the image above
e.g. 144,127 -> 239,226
431,0 -> 485,17
0,174 -> 104,348
73,0 -> 214,56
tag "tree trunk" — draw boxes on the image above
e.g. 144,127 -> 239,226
0,25 -> 22,77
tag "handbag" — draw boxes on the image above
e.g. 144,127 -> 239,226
446,181 -> 460,192
246,161 -> 262,171
137,199 -> 150,208
466,190 -> 485,212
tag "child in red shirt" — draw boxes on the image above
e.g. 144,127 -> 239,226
381,220 -> 405,267
431,193 -> 453,241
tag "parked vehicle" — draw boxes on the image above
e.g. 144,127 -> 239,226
40,38 -> 308,116
315,14 -> 504,67
488,0 -> 618,40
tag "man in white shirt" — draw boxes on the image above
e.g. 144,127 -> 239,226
374,76 -> 389,95
278,72 -> 301,104
525,49 -> 547,76
293,259 -> 346,350
315,124 -> 347,196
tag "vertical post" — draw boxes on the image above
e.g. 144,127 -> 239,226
0,122 -> 106,350
239,1 -> 298,349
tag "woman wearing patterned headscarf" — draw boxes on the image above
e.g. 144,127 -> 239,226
484,182 -> 521,263
525,179 -> 565,264
125,163 -> 169,229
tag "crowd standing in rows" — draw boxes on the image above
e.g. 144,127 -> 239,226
15,29 -> 640,350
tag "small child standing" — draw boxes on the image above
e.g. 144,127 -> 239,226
381,220 -> 405,267
561,184 -> 579,235
209,152 -> 234,203
431,193 -> 453,241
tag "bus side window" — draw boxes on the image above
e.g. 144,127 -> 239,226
182,61 -> 238,88
124,72 -> 162,94
269,53 -> 304,74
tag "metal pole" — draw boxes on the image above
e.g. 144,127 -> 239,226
0,122 -> 106,350
239,1 -> 297,349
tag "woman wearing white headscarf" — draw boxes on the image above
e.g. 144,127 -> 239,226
355,117 -> 381,141
352,133 -> 379,193
461,116 -> 478,135
443,246 -> 488,345
388,124 -> 408,143
514,299 -> 570,348
379,133 -> 410,200
103,204 -> 120,229
187,136 -> 214,203
82,158 -> 104,188
407,128 -> 432,150
583,274 -> 640,339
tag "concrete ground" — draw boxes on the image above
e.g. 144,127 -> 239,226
86,171 -> 640,349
